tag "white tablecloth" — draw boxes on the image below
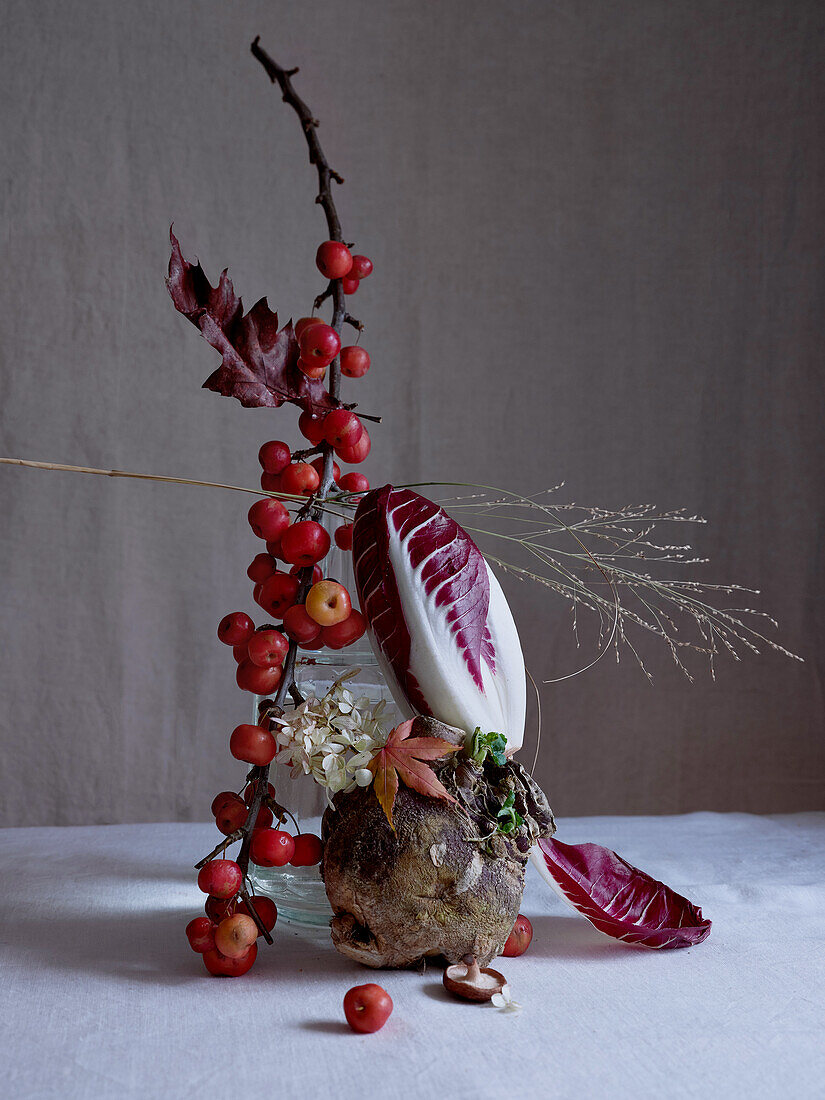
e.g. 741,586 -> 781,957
2,813 -> 823,1099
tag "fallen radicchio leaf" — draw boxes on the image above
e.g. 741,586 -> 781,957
353,485 -> 526,752
167,229 -> 339,416
531,838 -> 712,949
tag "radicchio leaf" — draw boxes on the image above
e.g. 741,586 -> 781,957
532,837 -> 712,949
353,486 -> 526,752
167,229 -> 339,416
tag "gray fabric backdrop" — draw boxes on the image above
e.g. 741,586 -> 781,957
1,0 -> 822,826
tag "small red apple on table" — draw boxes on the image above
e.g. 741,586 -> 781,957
502,914 -> 533,957
343,983 -> 393,1033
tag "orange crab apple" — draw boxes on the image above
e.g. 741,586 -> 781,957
214,914 -> 258,959
305,580 -> 352,626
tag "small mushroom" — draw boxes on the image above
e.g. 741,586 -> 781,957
442,954 -> 507,1002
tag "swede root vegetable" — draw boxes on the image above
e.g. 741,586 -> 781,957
321,717 -> 555,969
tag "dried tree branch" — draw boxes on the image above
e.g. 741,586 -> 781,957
223,39 -> 361,882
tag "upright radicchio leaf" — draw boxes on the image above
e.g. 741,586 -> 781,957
167,229 -> 339,416
352,486 -> 527,752
532,838 -> 712,949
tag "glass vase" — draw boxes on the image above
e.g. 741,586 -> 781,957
247,518 -> 403,927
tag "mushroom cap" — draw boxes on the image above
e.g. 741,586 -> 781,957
442,957 -> 507,1002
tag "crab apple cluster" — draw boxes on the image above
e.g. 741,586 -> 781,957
211,789 -> 273,836
185,858 -> 279,977
255,438 -> 369,501
250,828 -> 323,868
296,411 -> 371,466
213,435 -> 370,676
194,234 -> 375,980
292,240 -> 374,382
188,785 -> 326,977
314,239 -> 373,297
297,321 -> 341,379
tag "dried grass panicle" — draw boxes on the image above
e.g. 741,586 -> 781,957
423,481 -> 802,682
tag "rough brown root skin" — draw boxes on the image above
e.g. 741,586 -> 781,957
321,717 -> 555,969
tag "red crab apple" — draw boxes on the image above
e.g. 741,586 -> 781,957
290,834 -> 323,867
340,346 -> 370,378
315,240 -> 353,280
502,914 -> 533,957
334,524 -> 353,551
229,723 -> 277,766
258,571 -> 300,618
202,942 -> 257,977
335,427 -> 371,464
281,462 -> 321,497
210,790 -> 238,817
248,498 -> 290,541
298,411 -> 327,445
298,322 -> 340,366
338,471 -> 369,494
217,612 -> 254,646
258,440 -> 291,475
215,914 -> 258,959
283,604 -> 322,644
241,895 -> 278,935
236,660 -> 283,696
305,580 -> 351,626
350,254 -> 373,280
254,803 -> 274,829
247,553 -> 278,584
298,358 -> 326,380
295,316 -> 325,340
324,409 -> 363,450
280,520 -> 331,567
343,984 -> 393,1034
341,275 -> 359,295
250,829 -> 295,868
197,859 -> 242,899
321,608 -> 366,649
247,628 -> 289,668
186,917 -> 216,953
214,795 -> 248,836
260,471 -> 282,493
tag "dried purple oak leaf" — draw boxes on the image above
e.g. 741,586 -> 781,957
167,228 -> 339,417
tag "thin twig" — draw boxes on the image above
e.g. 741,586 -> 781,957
194,831 -> 244,869
227,40 -> 359,883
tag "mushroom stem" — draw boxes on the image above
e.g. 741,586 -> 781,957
462,954 -> 481,982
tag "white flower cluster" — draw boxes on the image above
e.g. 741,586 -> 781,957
271,671 -> 389,805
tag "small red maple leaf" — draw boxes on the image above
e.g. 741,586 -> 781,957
167,229 -> 339,417
367,719 -> 462,830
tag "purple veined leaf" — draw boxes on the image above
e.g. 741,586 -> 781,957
530,838 -> 712,949
167,229 -> 339,417
353,486 -> 526,752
